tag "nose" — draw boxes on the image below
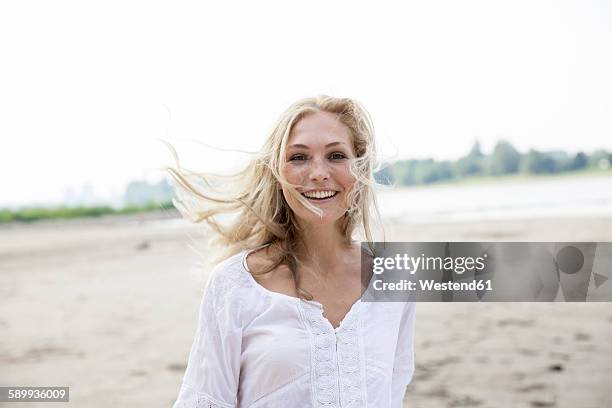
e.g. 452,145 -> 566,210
308,157 -> 330,182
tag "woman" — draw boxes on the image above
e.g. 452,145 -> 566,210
168,95 -> 416,408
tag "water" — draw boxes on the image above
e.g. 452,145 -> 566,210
376,175 -> 612,223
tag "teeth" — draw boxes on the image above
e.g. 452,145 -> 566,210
303,190 -> 337,199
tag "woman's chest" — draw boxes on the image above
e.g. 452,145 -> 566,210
241,299 -> 404,358
238,300 -> 404,401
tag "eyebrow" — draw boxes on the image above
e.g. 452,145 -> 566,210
288,142 -> 347,149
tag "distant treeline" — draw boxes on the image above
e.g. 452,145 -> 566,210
3,141 -> 611,223
124,179 -> 175,206
0,201 -> 175,223
374,141 -> 612,186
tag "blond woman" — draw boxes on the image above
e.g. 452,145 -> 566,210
169,95 -> 415,408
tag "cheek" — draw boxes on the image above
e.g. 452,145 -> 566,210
338,164 -> 356,187
282,165 -> 303,184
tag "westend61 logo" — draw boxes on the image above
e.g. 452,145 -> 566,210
361,242 -> 612,302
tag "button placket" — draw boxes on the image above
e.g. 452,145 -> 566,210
302,301 -> 365,408
303,303 -> 340,408
335,310 -> 365,408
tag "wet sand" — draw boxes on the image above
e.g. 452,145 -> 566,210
0,214 -> 611,407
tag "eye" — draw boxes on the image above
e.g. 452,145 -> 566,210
329,152 -> 347,160
289,154 -> 307,161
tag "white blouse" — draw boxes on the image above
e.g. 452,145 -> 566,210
172,247 -> 416,408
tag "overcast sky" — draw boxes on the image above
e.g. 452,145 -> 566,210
1,0 -> 611,207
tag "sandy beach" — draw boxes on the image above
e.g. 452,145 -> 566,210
1,213 -> 611,408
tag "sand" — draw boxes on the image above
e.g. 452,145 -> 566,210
0,213 -> 611,408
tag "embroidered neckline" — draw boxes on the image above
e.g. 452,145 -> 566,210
241,247 -> 364,331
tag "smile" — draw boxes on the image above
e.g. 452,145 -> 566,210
301,190 -> 338,200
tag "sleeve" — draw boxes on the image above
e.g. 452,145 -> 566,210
172,266 -> 243,408
391,301 -> 416,408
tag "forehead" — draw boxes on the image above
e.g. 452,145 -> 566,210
288,111 -> 352,147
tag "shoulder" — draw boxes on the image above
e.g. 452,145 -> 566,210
204,250 -> 255,313
196,250 -> 270,332
208,250 -> 251,286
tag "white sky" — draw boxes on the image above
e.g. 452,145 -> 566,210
1,0 -> 611,207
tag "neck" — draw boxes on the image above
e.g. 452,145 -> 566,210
295,218 -> 353,275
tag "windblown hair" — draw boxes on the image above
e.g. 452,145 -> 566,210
165,95 -> 383,299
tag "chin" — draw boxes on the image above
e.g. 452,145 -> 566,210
297,211 -> 345,227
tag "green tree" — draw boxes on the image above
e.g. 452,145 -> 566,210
468,140 -> 484,158
456,141 -> 484,177
521,149 -> 556,174
568,152 -> 587,171
489,140 -> 521,175
588,150 -> 612,169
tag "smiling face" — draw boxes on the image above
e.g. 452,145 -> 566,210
281,111 -> 356,227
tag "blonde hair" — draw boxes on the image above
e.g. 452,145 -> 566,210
166,95 -> 383,299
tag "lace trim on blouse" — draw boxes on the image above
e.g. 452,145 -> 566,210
302,302 -> 365,408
